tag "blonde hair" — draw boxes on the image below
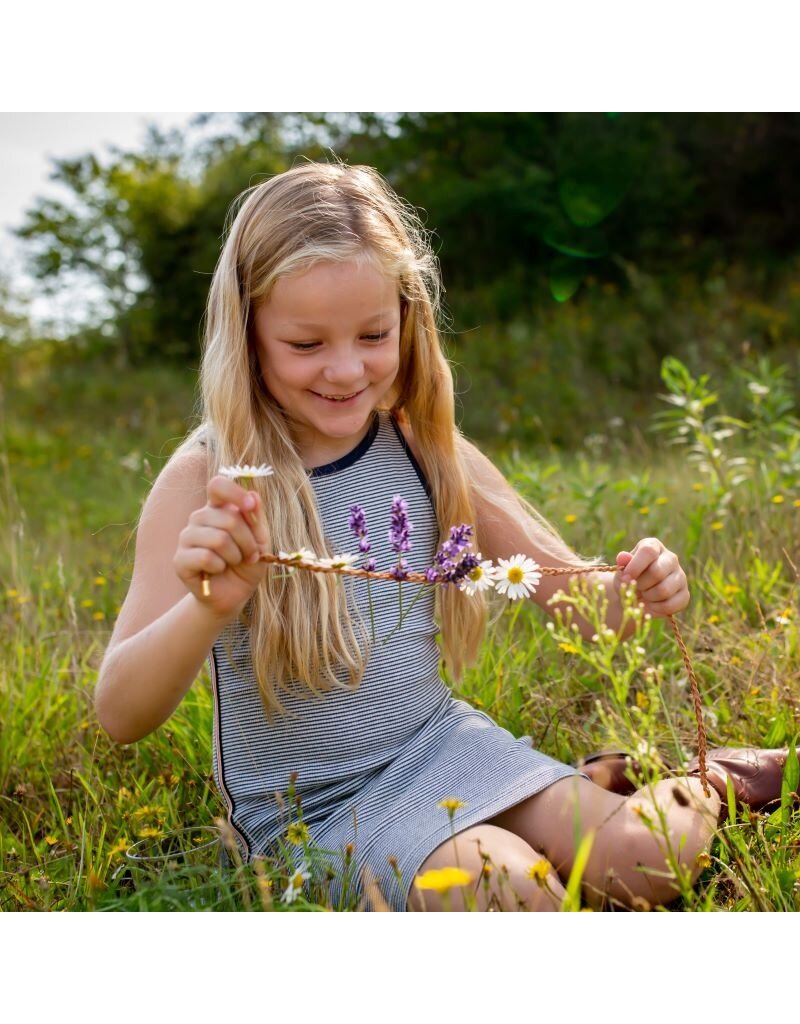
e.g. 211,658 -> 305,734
176,160 -> 575,717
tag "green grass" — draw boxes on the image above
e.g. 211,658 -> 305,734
1,344 -> 798,911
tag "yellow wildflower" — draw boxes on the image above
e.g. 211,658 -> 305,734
437,798 -> 466,813
771,494 -> 784,505
286,821 -> 310,846
564,514 -> 578,524
131,805 -> 165,818
80,599 -> 94,608
695,851 -> 712,870
710,521 -> 724,531
109,838 -> 130,857
136,826 -> 162,839
692,483 -> 704,491
526,859 -> 552,886
730,655 -> 742,666
793,499 -> 800,508
93,576 -> 107,586
707,614 -> 720,625
558,642 -> 580,654
638,506 -> 650,516
93,611 -> 106,621
655,497 -> 668,506
44,835 -> 58,846
414,867 -> 473,893
635,691 -> 649,709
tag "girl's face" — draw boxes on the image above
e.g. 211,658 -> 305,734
252,259 -> 402,468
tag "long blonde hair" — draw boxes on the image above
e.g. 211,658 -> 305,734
177,161 -> 572,717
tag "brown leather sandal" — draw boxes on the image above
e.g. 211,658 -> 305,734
686,747 -> 793,815
579,746 -> 794,816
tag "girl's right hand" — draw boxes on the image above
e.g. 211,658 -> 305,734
174,475 -> 271,619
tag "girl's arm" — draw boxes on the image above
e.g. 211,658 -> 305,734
94,446 -> 269,744
458,439 -> 689,638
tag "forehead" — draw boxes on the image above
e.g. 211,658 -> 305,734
261,259 -> 399,328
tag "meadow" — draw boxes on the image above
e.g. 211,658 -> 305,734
1,338 -> 798,911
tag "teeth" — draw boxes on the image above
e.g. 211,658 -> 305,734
320,393 -> 355,401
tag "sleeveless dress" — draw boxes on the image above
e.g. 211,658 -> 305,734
208,411 -> 577,910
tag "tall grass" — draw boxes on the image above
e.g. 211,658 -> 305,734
1,343 -> 797,911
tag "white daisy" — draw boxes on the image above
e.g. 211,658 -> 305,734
490,555 -> 542,601
219,463 -> 274,480
278,547 -> 318,564
281,860 -> 311,905
316,553 -> 359,570
458,557 -> 496,597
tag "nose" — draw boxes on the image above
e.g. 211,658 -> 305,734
322,349 -> 364,386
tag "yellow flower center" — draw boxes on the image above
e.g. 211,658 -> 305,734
469,566 -> 483,582
507,566 -> 524,584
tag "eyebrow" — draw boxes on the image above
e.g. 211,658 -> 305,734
277,310 -> 398,331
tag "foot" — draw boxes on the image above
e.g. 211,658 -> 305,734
577,751 -> 643,796
687,747 -> 794,814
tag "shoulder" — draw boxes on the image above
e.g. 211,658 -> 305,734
140,441 -> 208,530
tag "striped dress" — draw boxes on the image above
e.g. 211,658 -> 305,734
209,411 -> 577,910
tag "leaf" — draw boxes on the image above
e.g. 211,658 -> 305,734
764,717 -> 786,748
549,256 -> 586,302
562,830 -> 594,911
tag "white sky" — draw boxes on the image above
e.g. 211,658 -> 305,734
1,113 -> 197,329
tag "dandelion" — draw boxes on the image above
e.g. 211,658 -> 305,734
707,614 -> 720,625
316,553 -> 358,570
282,861 -> 311,904
93,576 -> 107,586
692,483 -> 704,492
710,521 -> 724,531
558,642 -> 580,654
655,497 -> 668,506
93,611 -> 106,621
413,866 -> 473,893
526,860 -> 552,886
794,499 -> 800,508
218,463 -> 274,479
564,514 -> 578,524
81,599 -> 94,608
490,555 -> 542,601
44,835 -> 58,846
638,506 -> 650,516
459,558 -> 495,596
286,821 -> 310,846
5,588 -> 18,597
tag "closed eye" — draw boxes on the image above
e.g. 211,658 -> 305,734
362,331 -> 389,342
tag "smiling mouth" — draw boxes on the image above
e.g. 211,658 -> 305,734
311,389 -> 365,402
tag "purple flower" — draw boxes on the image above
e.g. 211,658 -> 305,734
428,524 -> 476,585
348,505 -> 371,553
389,559 -> 409,581
388,496 -> 413,555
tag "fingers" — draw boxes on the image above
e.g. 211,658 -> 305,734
207,476 -> 270,545
617,538 -> 689,617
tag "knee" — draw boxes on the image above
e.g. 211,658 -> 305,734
408,824 -> 566,912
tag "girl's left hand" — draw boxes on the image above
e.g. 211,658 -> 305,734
614,538 -> 690,617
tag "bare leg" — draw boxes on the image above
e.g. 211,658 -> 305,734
406,824 -> 567,912
488,775 -> 720,909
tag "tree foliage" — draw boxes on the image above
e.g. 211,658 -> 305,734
15,113 -> 800,364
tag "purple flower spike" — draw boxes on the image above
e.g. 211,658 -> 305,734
389,560 -> 409,581
427,524 -> 478,585
349,504 -> 373,565
388,496 -> 414,555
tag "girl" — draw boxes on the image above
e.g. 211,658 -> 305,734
96,161 -> 727,912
